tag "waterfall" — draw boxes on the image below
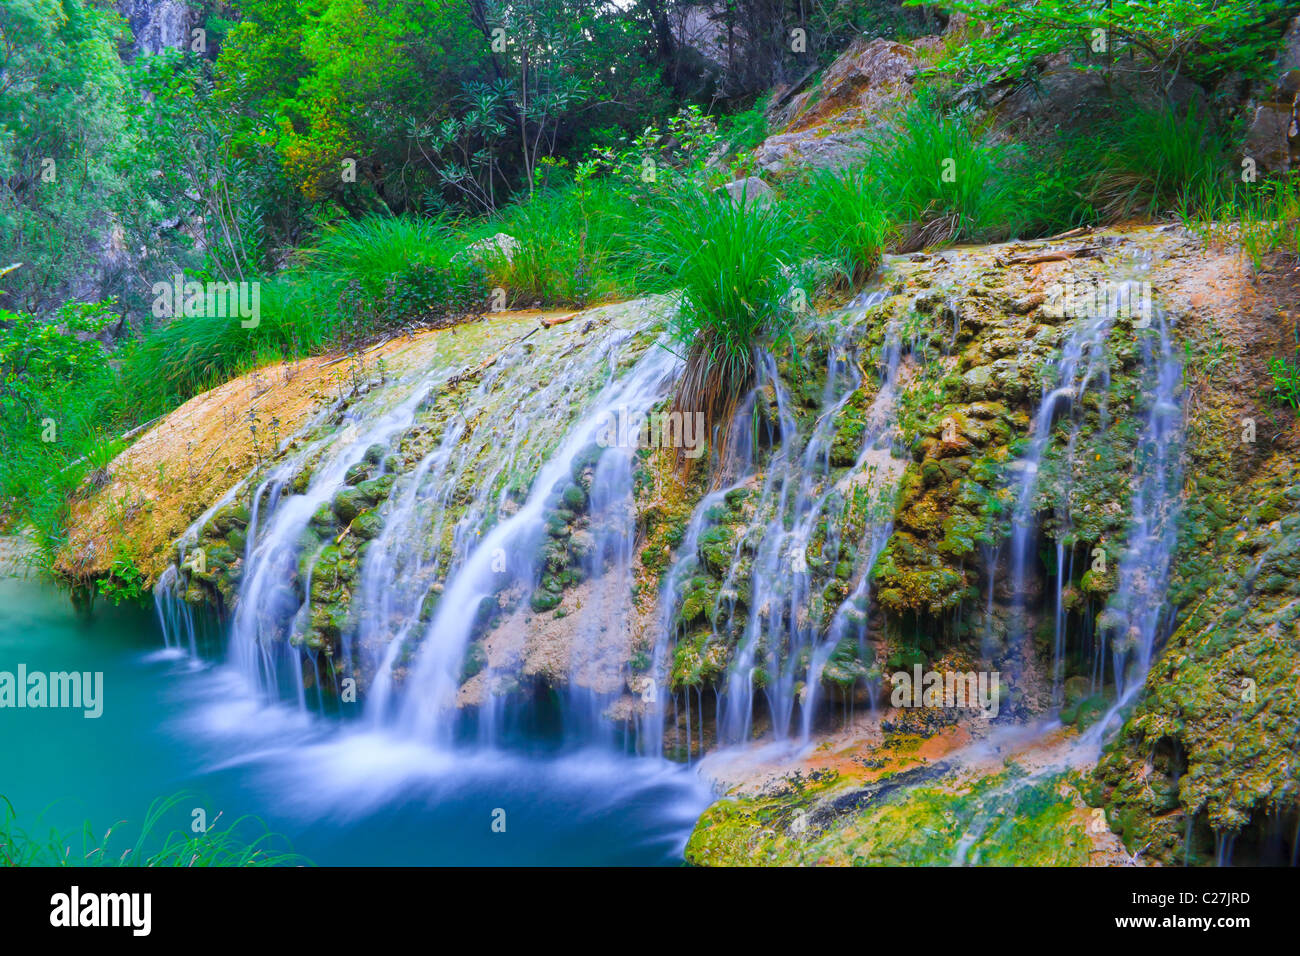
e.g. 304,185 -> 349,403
148,259 -> 1186,773
389,338 -> 679,746
154,308 -> 684,752
1006,288 -> 1117,660
640,291 -> 906,751
227,379 -> 438,702
1087,309 -> 1184,741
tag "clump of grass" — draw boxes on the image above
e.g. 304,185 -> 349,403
866,102 -> 1018,248
1178,170 -> 1300,267
475,182 -> 640,309
1087,100 -> 1229,222
790,165 -> 892,288
1269,316 -> 1300,411
0,793 -> 308,867
642,187 -> 805,451
303,214 -> 457,295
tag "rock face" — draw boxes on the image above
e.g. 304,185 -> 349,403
1090,249 -> 1300,865
115,0 -> 201,60
1242,15 -> 1300,174
754,37 -> 920,174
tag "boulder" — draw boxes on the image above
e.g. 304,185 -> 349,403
717,176 -> 775,206
464,232 -> 520,264
754,37 -> 920,175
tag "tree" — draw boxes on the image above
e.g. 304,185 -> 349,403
917,0 -> 1300,91
0,0 -> 131,312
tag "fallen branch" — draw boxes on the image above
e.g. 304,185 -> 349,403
540,312 -> 579,329
1004,246 -> 1100,265
1042,226 -> 1094,242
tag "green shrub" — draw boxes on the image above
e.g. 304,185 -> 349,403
95,554 -> 148,606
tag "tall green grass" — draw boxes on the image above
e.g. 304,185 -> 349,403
0,793 -> 307,866
641,187 -> 806,434
787,165 -> 892,287
472,182 -> 642,309
1084,101 -> 1230,222
865,103 -> 1019,248
1182,173 -> 1300,267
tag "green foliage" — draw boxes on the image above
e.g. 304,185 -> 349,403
0,300 -> 114,411
0,0 -> 132,311
95,554 -> 148,606
1085,101 -> 1229,221
1270,345 -> 1300,411
866,102 -> 1019,246
129,49 -> 301,289
120,215 -> 488,415
789,165 -> 892,287
1187,174 -> 1300,268
0,299 -> 125,564
584,105 -> 727,197
219,0 -> 675,213
478,181 -> 640,308
0,793 -> 308,866
642,187 -> 805,428
918,0 -> 1296,89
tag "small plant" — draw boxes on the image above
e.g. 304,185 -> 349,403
1269,351 -> 1300,410
95,553 -> 148,605
1085,101 -> 1228,222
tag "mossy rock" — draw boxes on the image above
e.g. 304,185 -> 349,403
352,510 -> 384,540
207,503 -> 250,536
332,487 -> 375,524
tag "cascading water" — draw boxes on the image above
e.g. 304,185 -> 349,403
1086,308 -> 1183,741
153,310 -> 684,751
389,340 -> 679,746
642,291 -> 907,752
799,324 -> 906,738
228,380 -> 439,703
1006,286 -> 1117,661
149,255 -> 1185,796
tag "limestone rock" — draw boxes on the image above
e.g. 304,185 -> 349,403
754,37 -> 920,174
464,232 -> 520,264
716,176 -> 774,206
